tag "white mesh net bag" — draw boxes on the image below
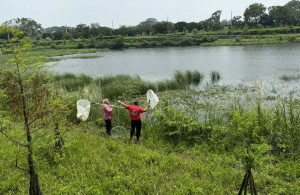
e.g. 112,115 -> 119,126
147,89 -> 159,108
111,107 -> 127,139
77,99 -> 91,121
111,126 -> 127,139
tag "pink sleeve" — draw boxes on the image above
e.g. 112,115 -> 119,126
103,105 -> 112,112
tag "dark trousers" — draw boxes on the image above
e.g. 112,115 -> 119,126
131,119 -> 142,140
105,119 -> 112,135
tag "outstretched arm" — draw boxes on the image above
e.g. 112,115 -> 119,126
118,100 -> 126,107
144,104 -> 150,112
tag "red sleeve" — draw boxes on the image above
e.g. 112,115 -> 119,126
139,107 -> 145,113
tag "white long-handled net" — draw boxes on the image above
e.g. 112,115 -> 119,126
147,89 -> 159,108
77,99 -> 91,121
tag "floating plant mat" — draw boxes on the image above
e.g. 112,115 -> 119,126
69,55 -> 102,59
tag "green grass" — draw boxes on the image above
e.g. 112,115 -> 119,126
1,124 -> 299,194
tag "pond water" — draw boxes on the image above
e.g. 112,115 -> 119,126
50,43 -> 300,98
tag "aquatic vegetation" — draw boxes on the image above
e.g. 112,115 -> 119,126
53,73 -> 93,92
280,74 -> 300,81
69,55 -> 102,59
191,70 -> 204,86
210,70 -> 221,83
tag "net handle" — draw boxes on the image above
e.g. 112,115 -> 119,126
117,106 -> 120,126
91,102 -> 124,109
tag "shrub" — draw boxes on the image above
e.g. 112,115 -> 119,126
192,28 -> 199,35
151,105 -> 206,145
288,36 -> 297,42
76,43 -> 85,49
235,37 -> 242,42
179,38 -> 193,46
110,37 -> 125,50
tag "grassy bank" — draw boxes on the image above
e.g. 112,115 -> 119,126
1,72 -> 299,194
2,125 -> 298,194
2,26 -> 300,65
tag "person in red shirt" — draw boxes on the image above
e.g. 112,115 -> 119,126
118,100 -> 149,141
103,99 -> 114,135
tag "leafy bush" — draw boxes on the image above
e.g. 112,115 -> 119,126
151,105 -> 206,145
110,36 -> 125,50
76,42 -> 85,49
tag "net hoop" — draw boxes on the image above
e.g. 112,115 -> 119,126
111,126 -> 127,139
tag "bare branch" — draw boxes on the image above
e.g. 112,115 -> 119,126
28,110 -> 52,127
32,128 -> 52,143
16,148 -> 29,173
31,116 -> 55,134
0,122 -> 28,147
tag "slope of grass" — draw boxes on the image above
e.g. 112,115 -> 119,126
1,125 -> 298,194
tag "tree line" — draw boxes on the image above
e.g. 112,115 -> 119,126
1,0 -> 300,40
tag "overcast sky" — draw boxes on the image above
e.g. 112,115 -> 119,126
0,0 -> 292,28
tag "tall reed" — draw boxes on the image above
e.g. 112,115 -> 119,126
210,70 -> 221,83
191,70 -> 204,86
53,73 -> 93,92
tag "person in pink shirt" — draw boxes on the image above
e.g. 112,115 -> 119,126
118,100 -> 149,141
103,99 -> 114,135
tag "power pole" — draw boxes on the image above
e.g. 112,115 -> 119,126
7,28 -> 10,41
231,11 -> 233,28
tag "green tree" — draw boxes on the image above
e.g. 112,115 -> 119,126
0,36 -> 67,194
153,21 -> 174,34
4,18 -> 42,37
89,22 -> 101,37
138,18 -> 159,27
53,29 -> 65,40
203,10 -> 224,31
186,22 -> 200,32
75,23 -> 90,38
244,3 -> 267,27
174,21 -> 187,32
231,16 -> 244,29
137,18 -> 158,35
269,6 -> 294,26
114,25 -> 136,36
0,24 -> 23,41
285,0 -> 300,25
210,10 -> 222,23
